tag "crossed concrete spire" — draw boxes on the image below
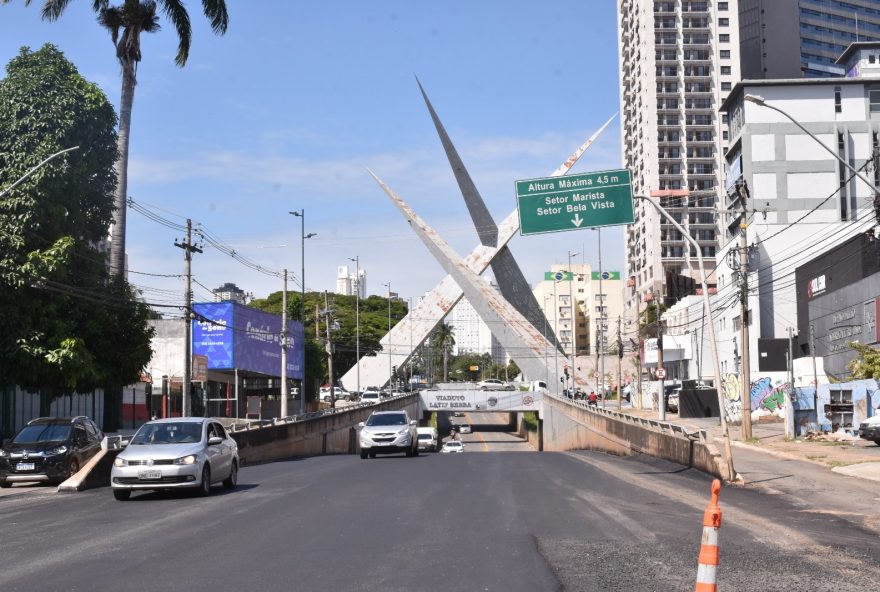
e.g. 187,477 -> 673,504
338,83 -> 616,390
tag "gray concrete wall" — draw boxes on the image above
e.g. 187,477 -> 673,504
231,395 -> 422,465
542,396 -> 729,480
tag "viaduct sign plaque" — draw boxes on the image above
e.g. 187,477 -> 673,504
515,168 -> 635,236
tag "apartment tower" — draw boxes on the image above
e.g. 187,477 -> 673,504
617,0 -> 740,317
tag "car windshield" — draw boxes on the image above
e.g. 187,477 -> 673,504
445,442 -> 461,448
418,434 -> 432,440
130,422 -> 202,445
365,414 -> 406,427
13,423 -> 71,444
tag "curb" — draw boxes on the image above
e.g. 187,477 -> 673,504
57,449 -> 107,493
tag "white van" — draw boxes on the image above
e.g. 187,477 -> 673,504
416,427 -> 438,452
360,391 -> 381,405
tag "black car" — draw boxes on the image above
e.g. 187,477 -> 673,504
0,416 -> 104,487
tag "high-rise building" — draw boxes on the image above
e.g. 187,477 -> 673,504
739,0 -> 880,79
212,282 -> 247,304
617,1 -> 740,317
448,297 -> 494,357
335,265 -> 366,298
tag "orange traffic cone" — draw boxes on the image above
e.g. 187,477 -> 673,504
695,479 -> 722,592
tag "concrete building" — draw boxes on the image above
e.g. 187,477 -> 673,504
617,0 -> 740,331
447,297 -> 494,357
715,48 -> 879,385
739,0 -> 880,79
532,263 -> 628,386
212,282 -> 247,305
336,265 -> 366,298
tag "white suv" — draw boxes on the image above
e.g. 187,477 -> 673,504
358,411 -> 418,458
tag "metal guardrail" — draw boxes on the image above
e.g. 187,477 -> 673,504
551,393 -> 708,443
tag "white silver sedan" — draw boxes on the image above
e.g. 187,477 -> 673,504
111,418 -> 238,501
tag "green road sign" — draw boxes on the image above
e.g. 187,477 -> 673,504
515,169 -> 634,236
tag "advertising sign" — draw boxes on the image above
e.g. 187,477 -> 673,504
192,354 -> 208,382
192,302 -> 304,379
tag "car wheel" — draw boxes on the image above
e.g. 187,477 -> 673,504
67,458 -> 80,479
323,396 -> 331,402
368,451 -> 376,459
222,461 -> 238,490
198,465 -> 212,497
113,489 -> 131,501
405,446 -> 413,457
480,386 -> 487,391
0,481 -> 11,489
360,450 -> 368,459
413,445 -> 419,457
344,395 -> 351,401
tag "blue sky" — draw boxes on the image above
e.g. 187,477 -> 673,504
1,1 -> 623,308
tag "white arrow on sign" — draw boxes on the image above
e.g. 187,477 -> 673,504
571,213 -> 583,227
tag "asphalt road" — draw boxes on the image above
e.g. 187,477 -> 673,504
2,444 -> 878,592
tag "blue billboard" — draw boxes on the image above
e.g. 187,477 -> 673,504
192,302 -> 304,379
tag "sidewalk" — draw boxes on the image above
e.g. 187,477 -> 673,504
621,404 -> 880,482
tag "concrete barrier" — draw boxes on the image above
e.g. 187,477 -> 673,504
542,395 -> 730,480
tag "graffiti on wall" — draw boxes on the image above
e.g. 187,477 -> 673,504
721,374 -> 790,424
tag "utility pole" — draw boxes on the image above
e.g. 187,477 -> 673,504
737,182 -> 752,439
786,327 -> 795,438
567,250 -> 579,391
617,316 -> 623,412
598,229 -> 605,401
290,209 -> 317,415
348,256 -> 361,395
323,290 -> 335,409
281,269 -> 289,418
657,288 -> 665,421
175,219 -> 201,418
385,282 -> 393,386
810,323 -> 819,414
636,287 -> 642,407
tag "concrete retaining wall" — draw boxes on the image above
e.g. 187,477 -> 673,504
542,396 -> 730,480
231,396 -> 422,466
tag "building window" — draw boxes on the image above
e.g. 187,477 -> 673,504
721,82 -> 732,90
718,18 -> 729,26
720,34 -> 730,42
718,1 -> 728,9
834,86 -> 841,113
870,89 -> 880,113
720,49 -> 730,58
721,66 -> 731,74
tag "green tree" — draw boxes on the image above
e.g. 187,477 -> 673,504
6,0 -> 230,278
432,323 -> 455,382
847,341 -> 880,379
0,45 -> 154,417
249,290 -> 410,393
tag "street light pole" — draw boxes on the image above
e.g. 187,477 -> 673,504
637,192 -> 738,481
290,209 -> 316,414
348,256 -> 361,395
385,282 -> 393,387
553,280 -> 560,395
567,250 -> 579,392
0,146 -> 79,198
281,269 -> 288,418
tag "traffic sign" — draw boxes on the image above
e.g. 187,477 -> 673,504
656,368 -> 667,379
515,169 -> 634,236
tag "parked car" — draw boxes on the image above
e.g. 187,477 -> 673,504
110,418 -> 238,501
457,424 -> 472,434
858,415 -> 880,444
478,379 -> 513,391
416,427 -> 439,452
666,386 -> 681,413
358,410 -> 419,459
0,416 -> 104,487
319,386 -> 351,402
441,440 -> 464,453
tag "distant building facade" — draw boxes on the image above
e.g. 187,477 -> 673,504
213,282 -> 247,304
336,265 -> 366,298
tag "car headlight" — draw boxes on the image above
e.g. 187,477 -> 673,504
0,449 -> 8,458
397,429 -> 410,437
113,457 -> 128,467
175,455 -> 197,465
46,445 -> 68,456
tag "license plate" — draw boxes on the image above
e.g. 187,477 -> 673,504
138,470 -> 162,480
16,463 -> 35,471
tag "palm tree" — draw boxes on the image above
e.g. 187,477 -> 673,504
7,0 -> 229,278
432,323 -> 455,382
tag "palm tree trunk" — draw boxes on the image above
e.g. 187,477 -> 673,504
443,348 -> 448,382
109,63 -> 136,279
